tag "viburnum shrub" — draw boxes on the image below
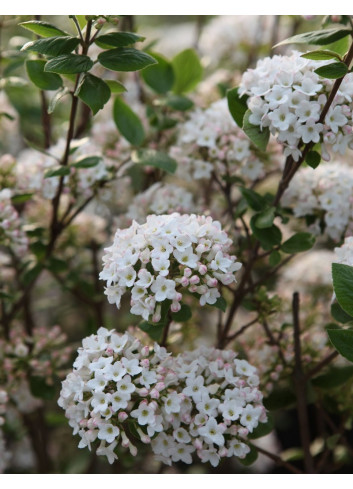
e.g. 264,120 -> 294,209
4,14 -> 353,475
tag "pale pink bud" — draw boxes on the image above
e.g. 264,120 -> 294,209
171,301 -> 181,313
219,447 -> 228,457
140,358 -> 150,368
238,427 -> 249,437
150,388 -> 160,399
137,388 -> 149,397
180,276 -> 189,287
188,285 -> 197,293
190,275 -> 200,285
118,412 -> 128,422
198,264 -> 207,275
152,305 -> 161,323
129,444 -> 138,456
155,382 -> 165,391
184,268 -> 192,278
141,346 -> 150,357
175,292 -> 182,302
194,438 -> 203,450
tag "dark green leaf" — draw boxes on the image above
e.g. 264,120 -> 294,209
305,150 -> 321,169
274,28 -> 352,47
95,32 -> 145,49
141,52 -> 174,94
243,110 -> 269,151
255,207 -> 275,229
281,232 -> 315,253
138,321 -> 164,342
72,156 -> 101,169
105,79 -> 127,93
44,166 -> 71,178
11,193 -> 33,204
30,376 -> 56,400
239,187 -> 267,211
30,241 -> 47,260
332,263 -> 353,317
166,94 -> 194,111
315,61 -> 348,79
171,304 -> 192,322
113,97 -> 145,146
131,149 -> 177,174
171,48 -> 203,94
269,250 -> 281,267
21,36 -> 80,56
301,50 -> 342,61
0,112 -> 15,121
227,87 -> 248,127
76,73 -> 111,115
238,445 -> 258,466
264,387 -> 296,410
45,54 -> 93,74
327,328 -> 353,363
98,48 -> 157,72
20,20 -> 68,38
47,257 -> 68,273
249,414 -> 274,439
26,60 -> 63,91
22,264 -> 43,287
48,87 -> 70,114
212,296 -> 227,313
250,216 -> 282,251
312,365 -> 353,389
331,302 -> 353,324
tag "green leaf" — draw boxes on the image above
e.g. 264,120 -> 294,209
76,73 -> 111,115
141,52 -> 174,94
171,304 -> 192,322
46,257 -> 68,273
239,187 -> 267,211
166,94 -> 194,111
264,387 -> 296,410
105,79 -> 127,93
21,36 -> 80,56
243,110 -> 270,151
20,20 -> 68,38
48,86 -> 70,114
98,48 -> 157,72
327,328 -> 353,363
171,48 -> 203,94
248,414 -> 274,439
274,27 -> 352,47
22,263 -> 43,287
305,150 -> 321,169
315,61 -> 348,79
255,207 -> 275,229
45,54 -> 93,74
332,263 -> 353,317
250,216 -> 282,251
11,193 -> 33,204
131,149 -> 177,174
113,97 -> 145,146
312,365 -> 353,389
301,50 -> 342,61
44,166 -> 71,178
95,32 -> 145,49
212,296 -> 227,313
30,376 -> 56,400
281,232 -> 315,254
72,156 -> 101,169
138,321 -> 164,342
238,445 -> 258,466
26,60 -> 62,91
331,302 -> 353,324
269,250 -> 281,267
30,241 -> 47,260
227,87 -> 248,127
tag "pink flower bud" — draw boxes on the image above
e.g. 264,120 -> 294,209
118,412 -> 128,422
171,301 -> 181,313
238,427 -> 249,437
188,285 -> 197,293
198,264 -> 207,275
155,382 -> 165,391
219,447 -> 228,457
138,388 -> 149,397
150,388 -> 160,399
181,276 -> 189,287
190,275 -> 200,285
140,358 -> 150,368
141,346 -> 150,357
129,444 -> 138,456
184,268 -> 192,278
194,439 -> 203,450
175,292 -> 182,302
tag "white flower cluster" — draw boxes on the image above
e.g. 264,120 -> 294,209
239,51 -> 353,161
0,189 -> 28,256
171,99 -> 267,182
58,328 -> 267,467
100,213 -> 242,322
282,162 -> 353,241
334,236 -> 353,266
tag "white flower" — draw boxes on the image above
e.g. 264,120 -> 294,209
131,402 -> 156,426
96,441 -> 118,464
240,405 -> 263,432
198,417 -> 225,446
150,276 -> 176,302
98,423 -> 120,444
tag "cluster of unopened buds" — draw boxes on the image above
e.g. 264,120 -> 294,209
100,213 -> 242,322
58,328 -> 267,466
0,188 -> 28,257
239,51 -> 353,161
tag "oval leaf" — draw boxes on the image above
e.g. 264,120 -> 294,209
275,28 -> 352,47
131,149 -> 177,174
113,97 -> 145,146
172,48 -> 203,94
26,59 -> 62,91
76,73 -> 111,115
45,54 -> 93,74
98,48 -> 157,72
315,61 -> 348,79
301,50 -> 342,61
327,328 -> 353,363
20,20 -> 68,38
95,32 -> 145,49
243,109 -> 269,151
141,52 -> 174,94
332,263 -> 353,317
281,233 -> 315,254
105,79 -> 127,93
72,156 -> 101,168
21,36 -> 80,56
227,87 -> 248,127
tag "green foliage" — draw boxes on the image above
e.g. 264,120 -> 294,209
314,62 -> 348,79
281,233 -> 315,253
131,149 -> 177,174
20,20 -> 68,38
332,263 -> 353,317
238,445 -> 258,466
105,80 -> 127,93
239,187 -> 267,211
141,52 -> 175,94
250,216 -> 282,251
21,36 -> 80,56
166,94 -> 194,111
26,60 -> 63,91
76,73 -> 111,115
22,263 -> 43,287
305,150 -> 321,169
171,48 -> 203,94
171,304 -> 192,322
212,296 -> 227,313
30,376 -> 56,400
275,27 -> 352,47
72,156 -> 101,168
138,321 -> 164,342
254,207 -> 276,229
44,166 -> 70,178
248,414 -> 274,439
331,302 -> 353,324
312,365 -> 353,389
301,50 -> 342,61
269,250 -> 281,266
45,54 -> 93,74
242,110 -> 269,151
227,87 -> 248,127
11,193 -> 33,204
113,97 -> 145,146
48,87 -> 70,114
95,32 -> 145,49
327,328 -> 353,363
98,48 -> 157,72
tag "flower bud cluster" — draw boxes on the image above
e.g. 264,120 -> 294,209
58,328 -> 267,467
171,99 -> 269,182
100,213 -> 242,322
282,162 -> 353,241
239,51 -> 353,161
0,189 -> 28,256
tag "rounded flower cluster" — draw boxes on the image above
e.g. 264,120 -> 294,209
282,162 -> 353,241
0,189 -> 28,257
239,51 -> 353,161
58,328 -> 267,467
171,99 -> 271,183
100,213 -> 242,322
